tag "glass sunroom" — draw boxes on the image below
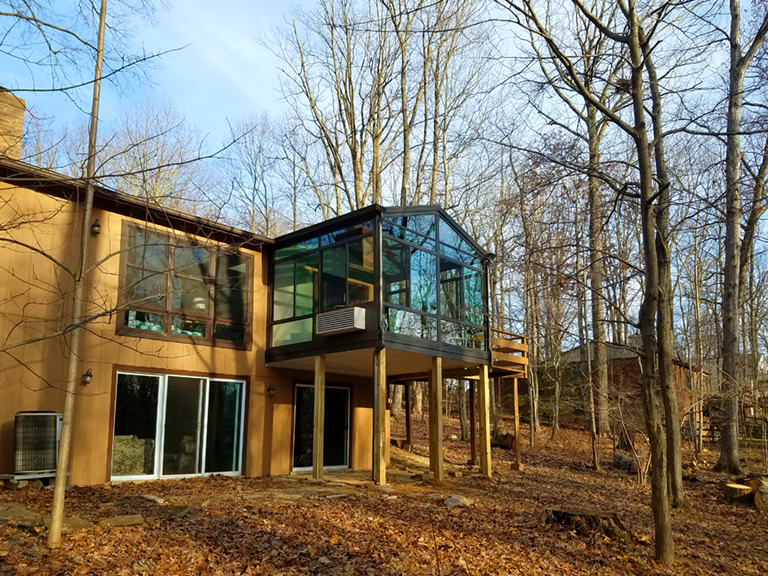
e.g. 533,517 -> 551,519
266,205 -> 491,373
265,205 -> 526,485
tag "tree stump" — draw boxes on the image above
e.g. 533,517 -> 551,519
542,508 -> 631,541
755,486 -> 767,512
491,432 -> 515,450
724,483 -> 754,504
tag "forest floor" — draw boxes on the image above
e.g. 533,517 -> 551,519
1,417 -> 767,575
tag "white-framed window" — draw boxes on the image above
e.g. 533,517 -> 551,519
111,371 -> 246,480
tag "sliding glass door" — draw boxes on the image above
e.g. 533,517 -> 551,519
112,372 -> 245,480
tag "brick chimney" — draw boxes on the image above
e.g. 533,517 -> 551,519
0,90 -> 26,160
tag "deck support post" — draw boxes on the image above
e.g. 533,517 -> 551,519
373,348 -> 387,485
512,377 -> 524,471
404,382 -> 412,447
429,357 -> 444,481
312,355 -> 326,480
469,381 -> 478,466
478,364 -> 492,477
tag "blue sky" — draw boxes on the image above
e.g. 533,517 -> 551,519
125,1 -> 291,143
10,0 -> 293,148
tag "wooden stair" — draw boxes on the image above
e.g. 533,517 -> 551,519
489,328 -> 528,379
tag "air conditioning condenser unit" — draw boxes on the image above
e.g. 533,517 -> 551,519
14,411 -> 62,474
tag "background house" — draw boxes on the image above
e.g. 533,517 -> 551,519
560,337 -> 704,437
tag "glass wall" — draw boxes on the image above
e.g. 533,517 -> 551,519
111,372 -> 244,480
383,213 -> 485,350
269,209 -> 486,352
270,221 -> 374,347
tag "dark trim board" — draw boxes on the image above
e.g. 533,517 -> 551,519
383,333 -> 489,366
265,334 -> 380,365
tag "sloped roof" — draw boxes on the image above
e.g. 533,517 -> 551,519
0,156 -> 272,250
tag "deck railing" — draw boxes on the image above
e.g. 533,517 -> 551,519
490,327 -> 528,378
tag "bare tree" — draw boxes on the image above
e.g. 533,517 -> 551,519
718,1 -> 768,474
502,0 -> 684,563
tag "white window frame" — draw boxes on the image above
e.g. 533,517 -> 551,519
111,371 -> 246,481
291,383 -> 350,472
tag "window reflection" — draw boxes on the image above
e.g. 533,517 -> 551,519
322,246 -> 347,310
386,308 -> 437,340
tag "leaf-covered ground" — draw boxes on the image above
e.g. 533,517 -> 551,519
1,418 -> 767,575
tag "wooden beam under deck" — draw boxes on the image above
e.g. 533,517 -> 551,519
428,357 -> 444,481
404,382 -> 412,447
469,381 -> 478,466
373,349 -> 387,485
478,364 -> 492,478
512,377 -> 523,471
313,355 -> 326,480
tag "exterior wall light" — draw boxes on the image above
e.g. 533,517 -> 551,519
267,384 -> 275,397
82,368 -> 93,386
90,219 -> 101,235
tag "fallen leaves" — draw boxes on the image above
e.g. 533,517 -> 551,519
1,420 -> 767,575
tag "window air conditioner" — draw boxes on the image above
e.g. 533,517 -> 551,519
316,307 -> 366,335
14,411 -> 62,474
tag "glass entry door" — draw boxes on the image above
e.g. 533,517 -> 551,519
293,385 -> 350,470
112,372 -> 245,480
162,377 -> 203,475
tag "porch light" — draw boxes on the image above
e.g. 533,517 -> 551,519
90,219 -> 101,235
267,384 -> 275,397
81,368 -> 93,386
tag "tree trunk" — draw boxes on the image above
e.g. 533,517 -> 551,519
490,377 -> 499,436
577,228 -> 600,471
718,0 -> 768,474
414,381 -> 424,421
48,0 -> 108,550
643,49 -> 687,509
551,378 -> 560,441
586,107 -> 610,437
459,382 -> 469,441
391,384 -> 403,421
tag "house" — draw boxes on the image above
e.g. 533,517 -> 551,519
560,337 -> 705,434
0,92 -> 527,486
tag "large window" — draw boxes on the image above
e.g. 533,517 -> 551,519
383,213 -> 485,350
271,221 -> 374,347
120,224 -> 250,347
111,372 -> 245,479
268,210 -> 487,352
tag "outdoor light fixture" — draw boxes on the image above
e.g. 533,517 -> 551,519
90,219 -> 101,235
82,368 -> 93,386
267,384 -> 275,397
